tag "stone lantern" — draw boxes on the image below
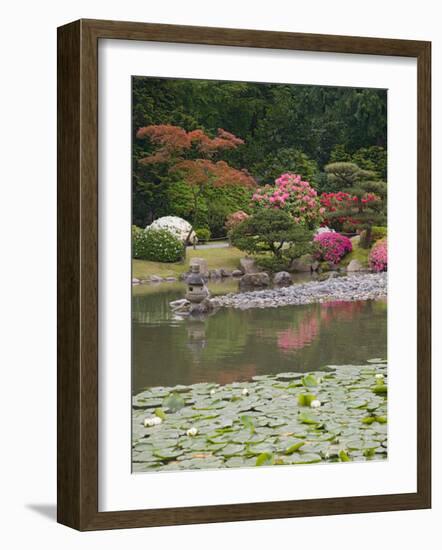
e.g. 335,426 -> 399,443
185,264 -> 209,303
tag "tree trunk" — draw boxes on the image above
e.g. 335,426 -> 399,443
360,225 -> 372,249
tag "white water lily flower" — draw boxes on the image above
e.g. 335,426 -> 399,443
310,400 -> 321,408
210,389 -> 216,396
144,416 -> 162,427
186,427 -> 198,437
375,374 -> 384,380
241,388 -> 250,396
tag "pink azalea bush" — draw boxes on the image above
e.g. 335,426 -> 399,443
252,173 -> 324,227
314,232 -> 353,264
369,238 -> 388,272
225,210 -> 250,231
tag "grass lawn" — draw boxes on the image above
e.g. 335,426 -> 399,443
133,245 -> 245,280
341,236 -> 370,268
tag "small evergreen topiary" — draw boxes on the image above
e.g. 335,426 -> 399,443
194,227 -> 211,242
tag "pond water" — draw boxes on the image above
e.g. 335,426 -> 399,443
132,278 -> 387,394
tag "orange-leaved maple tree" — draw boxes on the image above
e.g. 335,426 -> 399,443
136,124 -> 256,243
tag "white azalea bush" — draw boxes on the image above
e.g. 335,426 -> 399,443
132,225 -> 184,262
146,216 -> 196,244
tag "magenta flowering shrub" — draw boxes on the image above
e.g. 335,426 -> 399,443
314,232 -> 353,264
252,173 -> 324,227
369,238 -> 388,272
225,210 -> 250,232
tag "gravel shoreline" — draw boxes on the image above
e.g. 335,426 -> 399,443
211,272 -> 387,310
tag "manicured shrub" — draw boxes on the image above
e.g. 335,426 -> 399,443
132,224 -> 143,240
195,227 -> 211,242
230,209 -> 312,260
133,227 -> 185,262
369,238 -> 387,272
255,255 -> 291,273
314,232 -> 352,264
371,226 -> 387,241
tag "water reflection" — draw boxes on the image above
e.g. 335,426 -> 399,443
132,281 -> 387,393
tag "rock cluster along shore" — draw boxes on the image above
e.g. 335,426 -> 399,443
210,273 -> 387,310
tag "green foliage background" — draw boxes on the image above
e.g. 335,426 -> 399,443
132,77 -> 387,234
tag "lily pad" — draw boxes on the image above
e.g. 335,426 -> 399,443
256,452 -> 275,466
162,393 -> 186,413
132,362 -> 388,472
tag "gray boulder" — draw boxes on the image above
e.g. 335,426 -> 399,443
169,299 -> 191,314
240,257 -> 258,274
239,272 -> 270,290
347,259 -> 365,272
232,269 -> 243,277
290,254 -> 316,272
219,268 -> 232,277
273,271 -> 292,286
190,297 -> 214,315
149,275 -> 164,282
209,269 -> 222,279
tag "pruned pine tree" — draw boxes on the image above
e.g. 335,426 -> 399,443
324,162 -> 387,248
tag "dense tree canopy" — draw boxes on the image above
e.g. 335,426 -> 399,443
133,77 -> 387,233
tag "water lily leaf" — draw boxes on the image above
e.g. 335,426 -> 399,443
298,393 -> 317,407
348,399 -> 368,409
345,439 -> 364,450
298,412 -> 320,425
284,440 -> 306,455
363,447 -> 376,457
247,443 -> 276,456
162,393 -> 186,413
220,444 -> 245,457
240,415 -> 256,434
339,449 -> 350,462
372,384 -> 387,395
154,408 -> 167,420
256,452 -> 274,466
289,453 -> 322,464
229,430 -> 255,444
276,373 -> 303,381
153,448 -> 183,460
302,374 -> 319,387
132,397 -> 163,409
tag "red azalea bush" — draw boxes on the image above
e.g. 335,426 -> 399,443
369,238 -> 388,272
252,173 -> 324,227
314,232 -> 353,264
319,191 -> 380,231
225,210 -> 250,232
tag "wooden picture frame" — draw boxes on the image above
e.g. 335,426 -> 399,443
57,18 -> 431,531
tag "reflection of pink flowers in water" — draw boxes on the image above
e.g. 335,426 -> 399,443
277,315 -> 319,352
276,301 -> 368,353
320,300 -> 364,322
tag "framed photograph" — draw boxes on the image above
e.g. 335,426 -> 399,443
57,19 -> 431,530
